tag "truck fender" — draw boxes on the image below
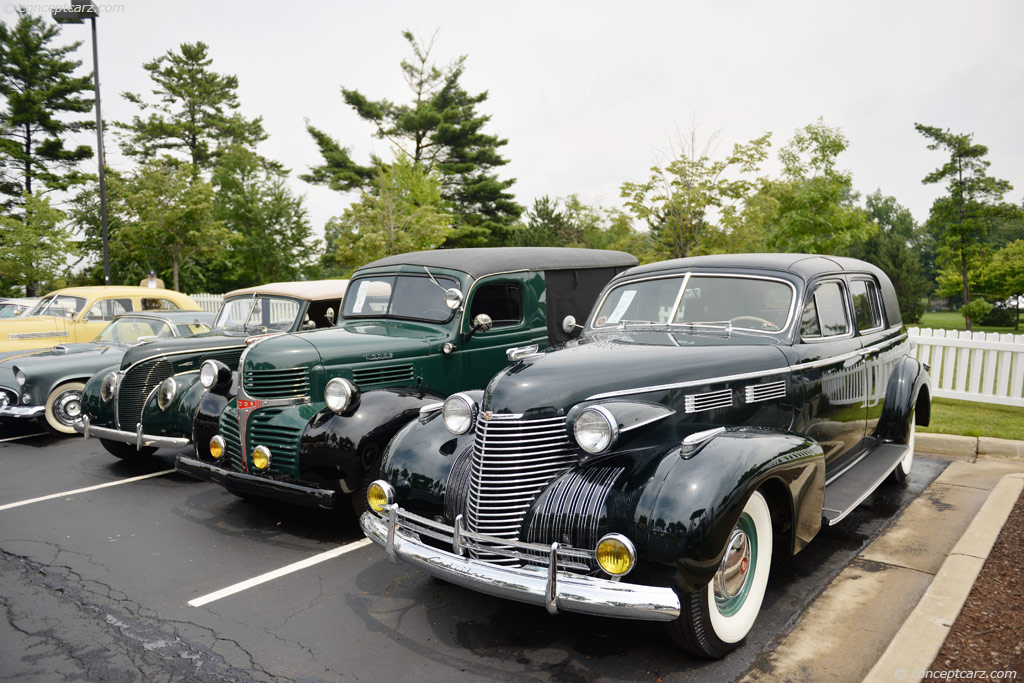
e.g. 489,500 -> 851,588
638,428 -> 824,593
192,373 -> 239,460
300,386 -> 447,494
875,356 -> 931,443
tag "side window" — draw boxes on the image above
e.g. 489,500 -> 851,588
470,283 -> 523,327
800,282 -> 850,339
85,298 -> 132,321
142,297 -> 181,311
850,279 -> 883,332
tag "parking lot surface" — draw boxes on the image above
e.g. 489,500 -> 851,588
0,425 -> 945,682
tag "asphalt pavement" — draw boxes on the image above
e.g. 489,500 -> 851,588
0,423 -> 948,682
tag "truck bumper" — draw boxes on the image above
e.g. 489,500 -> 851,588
76,415 -> 191,449
359,507 -> 681,622
175,455 -> 336,509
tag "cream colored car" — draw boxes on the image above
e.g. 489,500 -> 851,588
0,286 -> 202,353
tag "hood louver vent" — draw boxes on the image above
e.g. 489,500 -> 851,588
684,388 -> 733,414
353,364 -> 414,387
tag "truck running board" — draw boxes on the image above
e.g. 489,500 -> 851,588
821,443 -> 910,525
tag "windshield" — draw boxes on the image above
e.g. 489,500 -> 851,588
342,274 -> 458,323
28,295 -> 86,318
591,275 -> 794,333
214,296 -> 301,332
93,317 -> 174,343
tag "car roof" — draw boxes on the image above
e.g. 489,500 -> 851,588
42,286 -> 193,298
620,253 -> 888,281
356,248 -> 638,279
224,279 -> 349,300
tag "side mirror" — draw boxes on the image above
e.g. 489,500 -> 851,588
464,313 -> 493,343
562,315 -> 579,334
302,319 -> 316,330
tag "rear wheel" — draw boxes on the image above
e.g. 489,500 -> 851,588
44,382 -> 86,434
666,490 -> 773,658
888,411 -> 916,485
100,438 -> 158,459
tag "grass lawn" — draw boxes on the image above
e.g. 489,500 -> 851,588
917,311 -> 1021,336
920,397 -> 1024,441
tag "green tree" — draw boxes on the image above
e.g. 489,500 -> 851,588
976,240 -> 1024,330
0,192 -> 77,295
915,123 -> 1013,330
114,160 -> 228,291
116,41 -> 267,173
0,11 -> 94,210
621,129 -> 772,259
322,156 -> 451,272
749,119 -> 874,254
845,191 -> 929,323
303,30 -> 522,246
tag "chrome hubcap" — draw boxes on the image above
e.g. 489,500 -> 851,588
54,391 -> 83,425
714,528 -> 751,600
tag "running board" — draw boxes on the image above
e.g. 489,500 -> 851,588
821,443 -> 909,525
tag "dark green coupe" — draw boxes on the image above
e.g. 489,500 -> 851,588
177,247 -> 637,513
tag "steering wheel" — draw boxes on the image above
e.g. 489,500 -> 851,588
730,315 -> 776,329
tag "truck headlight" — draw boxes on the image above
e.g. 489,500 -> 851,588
252,445 -> 271,470
573,406 -> 617,454
442,393 -> 476,435
199,359 -> 231,391
101,372 -> 116,403
157,377 -> 177,410
209,435 -> 225,459
325,377 -> 358,414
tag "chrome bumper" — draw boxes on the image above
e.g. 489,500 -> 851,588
0,405 -> 45,419
175,456 -> 336,508
359,508 -> 681,622
76,416 -> 191,449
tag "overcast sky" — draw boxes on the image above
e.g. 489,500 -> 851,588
16,0 -> 1024,244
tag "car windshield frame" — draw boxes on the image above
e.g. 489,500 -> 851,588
214,295 -> 302,332
341,273 -> 459,324
588,272 -> 797,335
27,295 -> 87,318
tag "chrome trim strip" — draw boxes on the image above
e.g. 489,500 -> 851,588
74,421 -> 191,448
0,405 -> 46,418
360,510 -> 681,622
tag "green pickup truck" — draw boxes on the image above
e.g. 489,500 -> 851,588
176,247 -> 637,513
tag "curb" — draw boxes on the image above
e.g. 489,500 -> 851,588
916,433 -> 1024,461
862,472 -> 1024,682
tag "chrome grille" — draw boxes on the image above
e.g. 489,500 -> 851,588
444,444 -> 475,523
117,359 -> 172,427
353,364 -> 414,387
243,368 -> 310,399
466,414 -> 577,565
684,388 -> 733,414
249,408 -> 301,477
745,380 -> 787,403
219,408 -> 244,473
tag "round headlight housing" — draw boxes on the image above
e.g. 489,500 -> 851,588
367,480 -> 394,513
573,406 -> 617,454
442,393 -> 476,434
596,533 -> 636,577
15,368 -> 26,386
252,445 -> 271,470
325,377 -> 358,414
199,360 -> 218,389
100,372 -> 116,403
209,435 -> 225,459
156,377 -> 177,411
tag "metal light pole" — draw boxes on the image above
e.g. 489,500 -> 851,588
53,1 -> 110,285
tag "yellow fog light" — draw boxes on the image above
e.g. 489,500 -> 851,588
252,445 -> 271,470
367,480 -> 394,513
596,533 -> 636,577
209,435 -> 225,459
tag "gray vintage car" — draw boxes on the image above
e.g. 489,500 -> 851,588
0,311 -> 214,434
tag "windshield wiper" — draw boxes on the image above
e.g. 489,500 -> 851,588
673,320 -> 734,334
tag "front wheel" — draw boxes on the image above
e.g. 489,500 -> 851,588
44,381 -> 86,434
100,438 -> 158,460
666,490 -> 773,658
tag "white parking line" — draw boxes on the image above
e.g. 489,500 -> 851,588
188,538 -> 373,607
0,469 -> 175,511
0,432 -> 48,443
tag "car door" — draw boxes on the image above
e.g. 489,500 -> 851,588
792,278 -> 869,472
849,275 -> 899,441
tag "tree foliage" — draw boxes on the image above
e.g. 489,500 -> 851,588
975,240 -> 1024,330
0,192 -> 77,295
0,12 -> 94,208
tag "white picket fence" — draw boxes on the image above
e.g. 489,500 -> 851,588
908,327 -> 1024,407
189,293 -> 224,313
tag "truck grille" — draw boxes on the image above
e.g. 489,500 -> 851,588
243,368 -> 310,399
219,407 -> 244,473
117,359 -> 173,427
353,364 -> 414,387
466,414 -> 577,565
219,406 -> 301,478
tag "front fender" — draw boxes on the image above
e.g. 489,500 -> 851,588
875,356 -> 931,442
137,371 -> 201,438
192,374 -> 238,460
300,386 -> 447,494
638,428 -> 824,593
81,363 -> 119,424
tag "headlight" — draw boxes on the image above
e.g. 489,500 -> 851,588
199,360 -> 217,389
573,405 -> 617,454
367,480 -> 394,513
252,445 -> 271,470
100,372 -> 116,402
442,393 -> 476,434
209,435 -> 225,459
15,368 -> 26,386
325,377 -> 358,414
596,533 -> 636,577
157,377 -> 177,410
